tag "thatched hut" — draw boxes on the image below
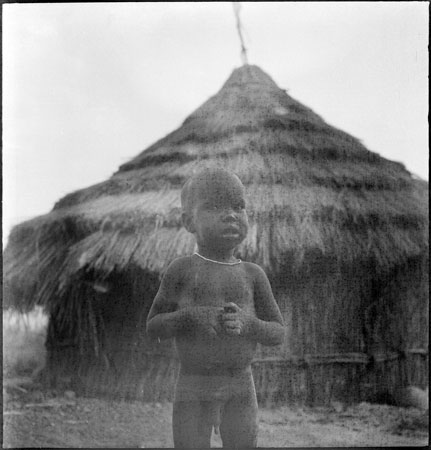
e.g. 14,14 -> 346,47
4,65 -> 428,405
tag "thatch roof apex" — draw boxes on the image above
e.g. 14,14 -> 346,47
222,64 -> 280,89
115,64 -> 373,176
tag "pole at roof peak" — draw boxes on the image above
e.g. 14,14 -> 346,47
233,2 -> 249,65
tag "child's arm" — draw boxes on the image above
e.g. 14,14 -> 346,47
146,258 -> 188,340
147,258 -> 223,340
222,264 -> 285,346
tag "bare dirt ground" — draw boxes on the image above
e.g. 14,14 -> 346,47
2,310 -> 428,448
3,383 -> 428,448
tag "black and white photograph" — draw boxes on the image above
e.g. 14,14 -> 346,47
3,2 -> 428,448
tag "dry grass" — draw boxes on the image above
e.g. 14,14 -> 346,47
3,307 -> 48,379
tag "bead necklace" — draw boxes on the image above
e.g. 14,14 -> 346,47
193,252 -> 242,266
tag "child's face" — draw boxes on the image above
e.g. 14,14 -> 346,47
186,180 -> 249,250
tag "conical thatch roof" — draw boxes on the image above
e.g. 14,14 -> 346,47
4,65 -> 428,311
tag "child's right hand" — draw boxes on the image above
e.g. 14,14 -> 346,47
221,302 -> 252,336
182,306 -> 224,337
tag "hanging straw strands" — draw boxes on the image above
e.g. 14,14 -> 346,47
4,65 -> 427,305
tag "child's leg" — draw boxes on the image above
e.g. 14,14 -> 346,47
172,400 -> 213,448
219,380 -> 258,448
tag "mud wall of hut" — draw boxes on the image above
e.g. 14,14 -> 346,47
44,255 -> 428,406
252,254 -> 429,406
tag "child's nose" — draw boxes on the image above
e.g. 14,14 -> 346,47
222,209 -> 237,221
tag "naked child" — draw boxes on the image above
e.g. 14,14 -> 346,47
146,168 -> 285,448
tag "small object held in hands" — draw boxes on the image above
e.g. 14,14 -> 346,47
223,305 -> 241,335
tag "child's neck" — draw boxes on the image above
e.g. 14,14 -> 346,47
195,245 -> 237,264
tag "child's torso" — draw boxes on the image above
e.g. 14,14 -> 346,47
177,261 -> 254,310
175,259 -> 257,371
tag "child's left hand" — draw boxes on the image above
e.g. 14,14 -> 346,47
221,302 -> 253,336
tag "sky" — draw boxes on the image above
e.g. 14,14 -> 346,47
2,2 -> 429,246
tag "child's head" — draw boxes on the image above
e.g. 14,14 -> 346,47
181,168 -> 248,249
181,168 -> 245,215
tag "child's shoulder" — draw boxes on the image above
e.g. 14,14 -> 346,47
164,255 -> 194,277
170,255 -> 194,265
242,261 -> 268,279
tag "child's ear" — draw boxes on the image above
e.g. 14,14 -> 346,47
182,212 -> 195,233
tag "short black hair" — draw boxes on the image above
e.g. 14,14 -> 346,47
181,168 -> 245,215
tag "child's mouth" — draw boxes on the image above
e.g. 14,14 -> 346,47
222,227 -> 240,238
